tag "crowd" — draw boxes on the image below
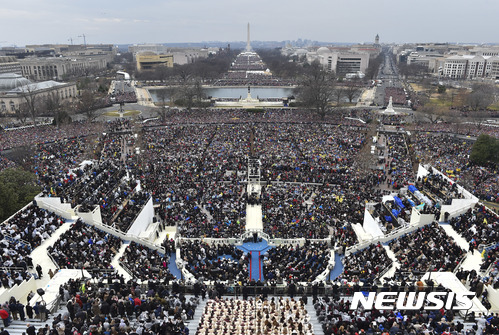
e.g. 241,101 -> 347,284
60,161 -> 125,209
380,133 -> 415,189
47,219 -> 122,269
0,121 -> 103,151
0,107 -> 498,333
263,242 -> 330,283
197,297 -> 314,335
340,243 -> 392,284
460,164 -> 499,204
0,204 -> 64,286
119,242 -> 175,282
390,222 -> 466,273
261,184 -> 329,239
34,138 -> 93,199
481,245 -> 499,289
51,276 -> 198,335
449,204 -> 499,246
416,172 -> 465,206
179,240 -> 249,282
412,121 -> 499,138
411,133 -> 472,177
212,78 -> 297,87
384,87 -> 408,105
110,191 -> 150,232
313,293 -> 498,335
0,204 -> 64,250
0,235 -> 33,288
0,155 -> 15,171
106,91 -> 137,104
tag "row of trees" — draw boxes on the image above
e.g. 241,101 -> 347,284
12,74 -> 114,126
293,61 -> 364,118
134,49 -> 239,83
14,87 -> 107,126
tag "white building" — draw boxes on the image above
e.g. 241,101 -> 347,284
442,55 -> 499,79
306,47 -> 369,76
0,73 -> 77,114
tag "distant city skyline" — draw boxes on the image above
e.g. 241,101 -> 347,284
1,0 -> 499,47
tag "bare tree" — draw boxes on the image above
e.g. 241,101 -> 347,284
44,92 -> 62,116
79,90 -> 102,121
155,87 -> 177,121
295,61 -> 337,119
333,86 -> 345,105
344,79 -> 363,103
19,84 -> 41,126
14,103 -> 30,125
467,83 -> 495,111
416,104 -> 446,124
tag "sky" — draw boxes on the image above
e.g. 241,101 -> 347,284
1,0 -> 499,46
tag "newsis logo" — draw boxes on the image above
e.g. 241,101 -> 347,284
350,292 -> 474,311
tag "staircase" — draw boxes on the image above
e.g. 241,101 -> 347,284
305,300 -> 324,335
187,298 -> 207,334
8,319 -> 51,335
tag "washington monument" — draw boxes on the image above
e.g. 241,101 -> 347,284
246,22 -> 252,52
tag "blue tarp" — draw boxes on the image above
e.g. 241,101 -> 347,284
408,185 -> 417,193
392,209 -> 400,217
385,216 -> 392,222
393,196 -> 405,209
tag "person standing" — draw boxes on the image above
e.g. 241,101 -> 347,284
36,265 -> 43,279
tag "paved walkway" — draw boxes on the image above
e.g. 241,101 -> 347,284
440,223 -> 482,274
134,84 -> 156,107
246,182 -> 263,231
110,242 -> 132,281
30,219 -> 75,284
246,204 -> 263,231
356,87 -> 376,107
237,241 -> 272,281
380,244 -> 401,280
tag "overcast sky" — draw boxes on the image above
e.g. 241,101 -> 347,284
2,0 -> 499,46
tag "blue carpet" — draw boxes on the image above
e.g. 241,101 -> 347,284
237,240 -> 273,281
329,254 -> 344,280
242,240 -> 270,251
168,252 -> 183,279
250,251 -> 261,281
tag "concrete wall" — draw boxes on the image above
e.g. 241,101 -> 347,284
35,195 -> 77,220
127,197 -> 154,237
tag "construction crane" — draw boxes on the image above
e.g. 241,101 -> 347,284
78,34 -> 86,46
68,37 -> 73,45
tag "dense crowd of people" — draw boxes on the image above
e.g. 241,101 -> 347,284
390,222 -> 466,273
450,204 -> 499,246
0,121 -> 103,151
0,204 -> 64,250
0,105 -> 499,334
179,241 -> 249,282
198,297 -> 314,335
0,155 -> 15,171
56,276 -> 198,335
340,243 -> 392,284
119,242 -> 175,282
47,219 -> 122,269
314,293 -> 499,335
384,87 -> 408,105
263,242 -> 330,284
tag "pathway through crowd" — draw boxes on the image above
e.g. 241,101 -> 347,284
238,240 -> 272,281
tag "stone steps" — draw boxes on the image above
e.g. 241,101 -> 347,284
305,300 -> 324,335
